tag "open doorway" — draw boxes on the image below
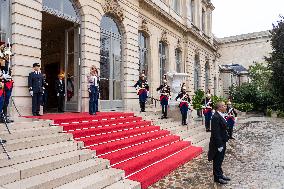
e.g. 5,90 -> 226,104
41,12 -> 80,113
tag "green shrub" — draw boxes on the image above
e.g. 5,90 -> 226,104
266,108 -> 273,117
277,110 -> 284,118
233,103 -> 254,112
192,89 -> 204,110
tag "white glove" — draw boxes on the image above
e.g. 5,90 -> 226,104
63,94 -> 66,97
30,91 -> 33,96
57,93 -> 59,97
88,88 -> 91,93
218,147 -> 223,152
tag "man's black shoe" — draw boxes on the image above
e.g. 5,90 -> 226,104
222,175 -> 231,181
32,113 -> 37,116
36,113 -> 42,116
214,178 -> 228,184
229,137 -> 235,140
206,129 -> 211,132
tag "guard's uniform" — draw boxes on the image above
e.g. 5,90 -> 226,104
0,80 -> 4,116
156,84 -> 171,118
3,77 -> 13,117
28,66 -> 44,116
225,106 -> 237,139
87,74 -> 100,115
134,79 -> 149,112
175,91 -> 191,125
203,97 -> 213,131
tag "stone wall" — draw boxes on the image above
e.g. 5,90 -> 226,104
218,31 -> 272,69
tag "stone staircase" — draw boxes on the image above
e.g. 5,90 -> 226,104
132,105 -> 210,150
0,118 -> 140,189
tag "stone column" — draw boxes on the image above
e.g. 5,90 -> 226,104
11,0 -> 43,116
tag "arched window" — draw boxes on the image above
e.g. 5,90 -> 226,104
202,8 -> 206,32
194,55 -> 200,91
100,15 -> 122,106
138,32 -> 148,75
175,49 -> 182,73
205,61 -> 210,92
43,0 -> 79,23
0,0 -> 11,42
191,0 -> 195,23
159,41 -> 167,84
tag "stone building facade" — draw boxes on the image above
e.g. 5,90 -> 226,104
217,31 -> 272,97
0,0 -> 219,115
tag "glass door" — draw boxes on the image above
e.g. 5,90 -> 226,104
64,26 -> 81,112
100,16 -> 123,110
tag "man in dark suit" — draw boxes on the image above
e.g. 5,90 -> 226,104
208,101 -> 230,184
28,63 -> 44,116
55,73 -> 65,112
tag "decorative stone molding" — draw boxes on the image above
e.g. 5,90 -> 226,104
139,19 -> 150,36
176,39 -> 183,51
103,0 -> 124,22
160,31 -> 169,44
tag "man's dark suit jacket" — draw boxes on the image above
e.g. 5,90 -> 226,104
55,79 -> 65,95
208,112 -> 229,161
28,72 -> 44,93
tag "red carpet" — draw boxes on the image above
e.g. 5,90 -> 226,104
28,112 -> 203,189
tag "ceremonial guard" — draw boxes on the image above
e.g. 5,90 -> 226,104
28,63 -> 44,116
2,69 -> 14,122
87,65 -> 100,115
134,72 -> 149,112
156,75 -> 171,119
42,73 -> 48,111
225,101 -> 237,139
203,93 -> 213,132
175,86 -> 191,125
55,73 -> 65,113
0,73 -> 5,122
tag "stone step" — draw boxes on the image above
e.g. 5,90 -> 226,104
3,158 -> 109,189
56,168 -> 124,189
0,126 -> 62,140
104,179 -> 141,189
0,141 -> 79,168
2,133 -> 72,152
195,138 -> 210,150
0,120 -> 51,132
0,167 -> 20,187
12,149 -> 94,180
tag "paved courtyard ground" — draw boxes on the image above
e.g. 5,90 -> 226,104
149,117 -> 284,189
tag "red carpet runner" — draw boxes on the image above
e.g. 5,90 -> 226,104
26,112 -> 203,188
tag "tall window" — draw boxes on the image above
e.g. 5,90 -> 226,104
159,41 -> 167,84
205,62 -> 210,92
191,0 -> 195,23
0,0 -> 11,42
175,49 -> 182,73
194,55 -> 200,91
172,0 -> 180,14
138,32 -> 148,75
202,9 -> 206,32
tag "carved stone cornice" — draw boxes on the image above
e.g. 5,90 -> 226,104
103,0 -> 124,22
138,19 -> 150,36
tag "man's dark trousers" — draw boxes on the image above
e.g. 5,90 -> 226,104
32,92 -> 42,115
213,143 -> 226,180
89,86 -> 98,114
57,94 -> 64,112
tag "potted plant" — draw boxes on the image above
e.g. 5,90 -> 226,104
192,89 -> 205,117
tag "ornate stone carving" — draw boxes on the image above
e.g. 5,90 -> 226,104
139,19 -> 150,35
161,31 -> 169,44
176,39 -> 182,50
103,0 -> 124,22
